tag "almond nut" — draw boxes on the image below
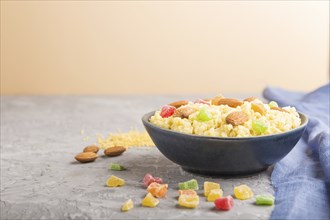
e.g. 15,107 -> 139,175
216,98 -> 243,108
211,95 -> 224,105
173,106 -> 195,118
83,145 -> 100,153
226,111 -> 249,126
271,106 -> 289,113
75,152 -> 98,163
104,146 -> 126,157
244,97 -> 258,102
251,103 -> 266,115
168,100 -> 189,108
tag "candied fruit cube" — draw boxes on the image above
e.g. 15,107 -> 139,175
252,120 -> 268,135
255,195 -> 275,206
178,190 -> 197,196
143,173 -> 154,186
234,184 -> 253,200
147,182 -> 168,198
178,194 -> 199,209
197,107 -> 212,122
186,179 -> 199,190
160,105 -> 176,118
106,175 -> 125,187
178,182 -> 187,190
142,193 -> 159,207
207,189 -> 223,202
178,179 -> 199,190
204,181 -> 221,196
153,177 -> 163,184
121,199 -> 134,212
214,195 -> 234,210
143,173 -> 163,187
109,163 -> 125,171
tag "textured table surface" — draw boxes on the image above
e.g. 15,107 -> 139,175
1,96 -> 274,219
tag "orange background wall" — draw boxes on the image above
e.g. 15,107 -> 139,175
1,1 -> 329,95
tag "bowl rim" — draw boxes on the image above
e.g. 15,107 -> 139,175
142,111 -> 308,141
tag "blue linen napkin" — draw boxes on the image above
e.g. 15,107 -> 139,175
263,84 -> 330,220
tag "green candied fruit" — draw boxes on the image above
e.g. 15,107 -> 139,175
186,179 -> 199,190
109,163 -> 125,171
178,179 -> 199,190
197,107 -> 212,122
255,195 -> 275,206
252,120 -> 268,135
268,101 -> 278,108
178,182 -> 188,190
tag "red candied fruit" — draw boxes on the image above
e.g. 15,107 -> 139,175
143,173 -> 154,186
143,173 -> 163,187
214,195 -> 234,210
160,105 -> 176,118
153,177 -> 163,184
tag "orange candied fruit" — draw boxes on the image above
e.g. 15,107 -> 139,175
147,182 -> 168,198
178,189 -> 197,196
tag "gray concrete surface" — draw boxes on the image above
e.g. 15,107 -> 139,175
1,96 -> 274,219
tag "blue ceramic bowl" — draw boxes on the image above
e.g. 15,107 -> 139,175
142,111 -> 308,176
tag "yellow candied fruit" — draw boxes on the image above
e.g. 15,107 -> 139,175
121,199 -> 134,212
234,184 -> 254,200
142,193 -> 159,207
178,194 -> 199,209
204,181 -> 221,196
106,175 -> 125,187
207,189 -> 223,202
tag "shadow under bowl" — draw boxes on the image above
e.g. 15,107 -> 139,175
142,111 -> 308,176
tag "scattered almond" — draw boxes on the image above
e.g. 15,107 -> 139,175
173,106 -> 195,118
83,145 -> 100,153
104,146 -> 126,157
271,107 -> 289,113
215,98 -> 243,108
75,152 -> 98,163
244,97 -> 258,102
226,111 -> 249,126
251,103 -> 266,115
168,100 -> 189,108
